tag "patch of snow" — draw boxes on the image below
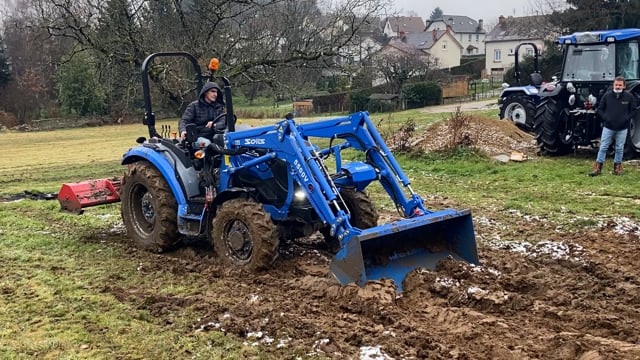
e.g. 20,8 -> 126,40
277,337 -> 291,348
435,277 -> 459,288
484,238 -> 585,263
248,294 -> 260,304
467,286 -> 488,296
360,346 -> 393,359
599,217 -> 640,237
195,321 -> 221,333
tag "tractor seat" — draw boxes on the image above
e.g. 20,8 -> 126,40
530,72 -> 543,87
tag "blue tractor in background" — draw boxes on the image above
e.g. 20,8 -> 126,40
534,29 -> 640,157
498,42 -> 544,132
108,52 -> 479,291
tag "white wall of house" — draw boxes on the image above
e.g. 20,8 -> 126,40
430,32 -> 463,69
383,21 -> 397,38
425,21 -> 486,55
458,32 -> 486,55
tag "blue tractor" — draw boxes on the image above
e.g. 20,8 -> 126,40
498,42 -> 544,132
102,52 -> 480,291
534,29 -> 640,157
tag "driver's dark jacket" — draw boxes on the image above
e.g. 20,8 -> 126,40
597,90 -> 636,131
178,82 -> 225,139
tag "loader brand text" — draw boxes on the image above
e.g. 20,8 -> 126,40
243,138 -> 266,145
294,159 -> 310,183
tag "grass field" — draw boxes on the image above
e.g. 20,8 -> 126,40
1,106 -> 639,358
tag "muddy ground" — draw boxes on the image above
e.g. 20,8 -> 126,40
96,115 -> 640,359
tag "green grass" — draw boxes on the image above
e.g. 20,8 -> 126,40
1,106 -> 639,357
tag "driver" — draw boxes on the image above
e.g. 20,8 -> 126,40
179,81 -> 225,141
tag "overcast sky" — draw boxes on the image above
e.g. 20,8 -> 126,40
393,0 -> 549,27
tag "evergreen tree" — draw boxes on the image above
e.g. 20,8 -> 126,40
550,0 -> 640,33
0,34 -> 10,86
55,52 -> 106,116
429,7 -> 443,21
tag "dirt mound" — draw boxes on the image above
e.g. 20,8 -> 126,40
390,115 -> 537,156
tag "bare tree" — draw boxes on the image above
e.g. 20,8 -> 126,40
20,0 -> 393,111
374,44 -> 435,93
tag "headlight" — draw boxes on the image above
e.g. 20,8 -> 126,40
294,190 -> 306,201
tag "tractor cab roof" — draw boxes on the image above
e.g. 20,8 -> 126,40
558,28 -> 640,45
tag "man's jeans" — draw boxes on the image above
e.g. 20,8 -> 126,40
596,127 -> 628,164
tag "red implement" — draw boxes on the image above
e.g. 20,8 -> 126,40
58,178 -> 121,213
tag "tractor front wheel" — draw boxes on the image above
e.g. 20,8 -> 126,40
120,161 -> 179,252
211,199 -> 279,271
321,188 -> 378,253
499,94 -> 537,132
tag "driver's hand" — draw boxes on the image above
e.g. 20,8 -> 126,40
180,131 -> 186,140
206,121 -> 213,128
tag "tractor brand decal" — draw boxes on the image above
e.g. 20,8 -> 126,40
293,159 -> 310,183
243,138 -> 266,145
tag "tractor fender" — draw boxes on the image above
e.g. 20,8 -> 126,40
500,85 -> 539,99
121,145 -> 199,206
538,82 -> 565,99
210,187 -> 254,213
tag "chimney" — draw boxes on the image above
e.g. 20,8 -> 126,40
399,31 -> 406,41
446,24 -> 452,32
432,28 -> 437,41
498,15 -> 505,25
478,19 -> 484,31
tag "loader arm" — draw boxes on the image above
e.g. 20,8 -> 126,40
295,112 -> 428,218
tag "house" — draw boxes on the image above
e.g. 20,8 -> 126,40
484,15 -> 556,81
425,15 -> 486,55
403,29 -> 464,69
383,16 -> 425,38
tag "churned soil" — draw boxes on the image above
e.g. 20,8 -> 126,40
99,210 -> 640,359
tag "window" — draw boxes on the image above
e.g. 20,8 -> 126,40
526,48 -> 534,56
442,40 -> 448,50
494,49 -> 502,61
476,34 -> 479,42
468,34 -> 472,41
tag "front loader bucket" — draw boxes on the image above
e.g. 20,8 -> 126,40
58,178 -> 121,213
330,209 -> 478,292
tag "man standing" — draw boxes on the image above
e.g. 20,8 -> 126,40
589,76 -> 636,176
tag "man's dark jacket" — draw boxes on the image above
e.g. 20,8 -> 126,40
597,90 -> 636,131
179,82 -> 225,139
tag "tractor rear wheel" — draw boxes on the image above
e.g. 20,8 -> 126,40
120,161 -> 179,252
321,188 -> 378,253
624,114 -> 640,159
212,199 -> 279,271
534,97 -> 573,156
499,94 -> 537,132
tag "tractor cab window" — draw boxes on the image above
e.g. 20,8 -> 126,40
563,44 -> 615,82
616,42 -> 639,80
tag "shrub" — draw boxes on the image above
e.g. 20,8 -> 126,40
402,82 -> 442,109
